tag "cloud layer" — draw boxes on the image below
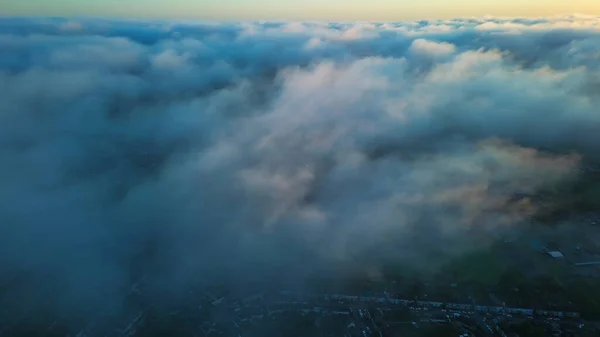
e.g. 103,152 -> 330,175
1,14 -> 600,330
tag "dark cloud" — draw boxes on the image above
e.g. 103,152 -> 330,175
1,14 -> 600,332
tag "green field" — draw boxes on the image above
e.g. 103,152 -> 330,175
441,249 -> 510,286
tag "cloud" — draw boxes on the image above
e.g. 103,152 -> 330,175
304,37 -> 324,49
0,14 -> 599,333
151,49 -> 191,70
59,21 -> 84,33
409,38 -> 457,57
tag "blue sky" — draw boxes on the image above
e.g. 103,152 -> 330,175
2,0 -> 599,20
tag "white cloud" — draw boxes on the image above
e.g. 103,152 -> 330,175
59,21 -> 84,32
150,50 -> 191,70
282,21 -> 307,33
304,37 -> 324,49
409,38 -> 457,57
338,24 -> 378,40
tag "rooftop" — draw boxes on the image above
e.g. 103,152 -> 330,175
548,251 -> 565,258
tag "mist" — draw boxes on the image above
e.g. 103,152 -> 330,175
1,15 -> 600,331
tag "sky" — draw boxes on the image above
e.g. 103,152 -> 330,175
2,0 -> 600,21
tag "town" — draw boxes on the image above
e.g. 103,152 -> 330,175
108,289 -> 594,337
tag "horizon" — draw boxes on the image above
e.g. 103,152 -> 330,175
2,0 -> 600,21
2,12 -> 600,24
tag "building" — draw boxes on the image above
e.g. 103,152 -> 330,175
574,261 -> 600,266
505,308 -> 534,316
548,251 -> 564,258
